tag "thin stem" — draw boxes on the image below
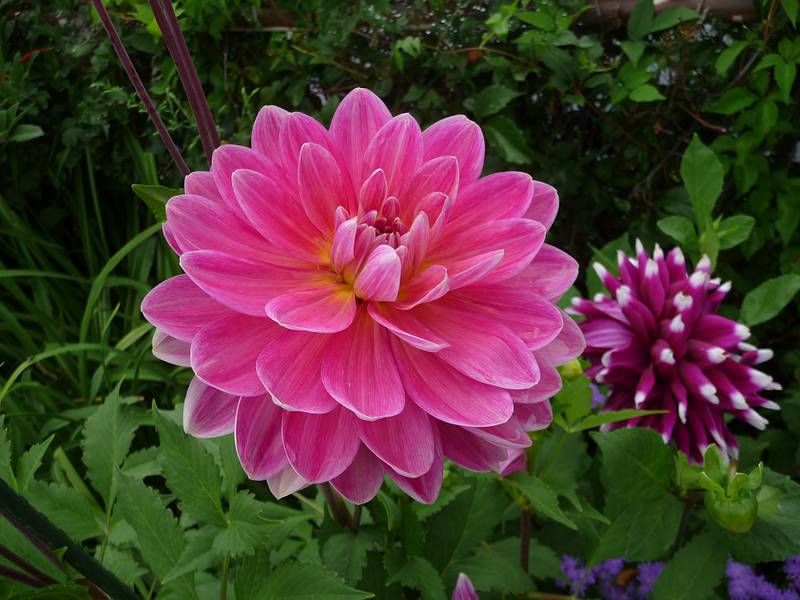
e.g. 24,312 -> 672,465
90,0 -> 190,176
149,0 -> 220,165
318,483 -> 354,530
670,497 -> 698,557
352,505 -> 363,533
220,554 -> 231,600
520,508 -> 531,573
0,564 -> 46,588
0,479 -> 139,600
0,544 -> 58,586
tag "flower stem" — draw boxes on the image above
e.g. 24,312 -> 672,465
220,554 -> 231,600
0,479 -> 139,600
149,0 -> 220,165
0,544 -> 58,586
90,0 -> 190,176
318,483 -> 354,530
520,507 -> 531,572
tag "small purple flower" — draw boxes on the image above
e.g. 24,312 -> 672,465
573,243 -> 780,463
590,382 -> 606,409
727,559 -> 800,600
786,557 -> 800,590
452,573 -> 479,600
558,556 -> 663,599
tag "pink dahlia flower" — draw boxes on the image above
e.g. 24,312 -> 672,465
452,574 -> 479,600
142,88 -> 583,503
572,242 -> 779,463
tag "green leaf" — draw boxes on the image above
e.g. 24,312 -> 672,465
257,562 -> 373,600
322,532 -> 378,586
153,407 -> 226,526
387,555 -> 445,600
650,7 -> 699,32
0,416 -> 15,488
657,216 -> 696,246
781,0 -> 798,25
652,532 -> 727,600
8,124 -> 44,143
775,60 -> 797,103
81,389 -> 137,504
629,84 -> 665,102
516,474 -> 577,530
740,274 -> 800,326
25,481 -> 104,542
706,87 -> 758,114
212,491 -> 278,557
115,472 -> 186,581
472,85 -> 521,119
716,41 -> 749,76
483,116 -> 534,164
447,546 -> 532,593
777,192 -> 800,245
163,527 -> 220,584
570,409 -> 667,432
131,184 -> 179,222
717,215 -> 755,249
621,41 -> 645,66
517,11 -> 554,31
16,435 -> 53,493
680,134 -> 724,227
627,0 -> 654,40
98,546 -> 147,586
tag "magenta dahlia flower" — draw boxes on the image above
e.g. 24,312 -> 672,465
142,88 -> 583,503
572,242 -> 779,463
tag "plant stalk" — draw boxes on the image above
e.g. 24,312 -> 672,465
318,483 -> 355,530
520,507 -> 531,572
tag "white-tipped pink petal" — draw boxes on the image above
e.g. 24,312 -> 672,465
152,330 -> 191,366
183,377 -> 239,438
266,464 -> 308,499
281,407 -> 360,483
235,395 -> 287,479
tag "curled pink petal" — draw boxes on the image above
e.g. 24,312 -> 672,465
267,464 -> 308,499
266,284 -> 356,333
152,330 -> 191,366
386,450 -> 444,504
183,377 -> 238,438
354,245 -> 401,302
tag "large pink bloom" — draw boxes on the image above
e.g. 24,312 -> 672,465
573,243 -> 779,463
142,88 -> 583,503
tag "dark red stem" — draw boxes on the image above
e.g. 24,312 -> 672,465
0,544 -> 58,586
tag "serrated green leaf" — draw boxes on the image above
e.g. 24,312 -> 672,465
516,474 -> 577,529
163,526 -> 220,584
212,491 -> 279,557
628,0 -> 654,40
96,546 -> 146,586
741,274 -> 800,326
115,472 -> 185,581
0,416 -> 15,489
16,435 -> 53,493
25,481 -> 104,542
681,134 -> 724,227
652,532 -> 726,600
153,407 -> 225,526
323,530 -> 382,586
388,555 -> 445,600
717,214 -> 754,249
471,85 -> 521,119
82,390 -> 138,504
131,184 -> 179,222
258,562 -> 373,600
716,41 -> 749,76
570,409 -> 666,432
483,116 -> 534,164
447,546 -> 532,593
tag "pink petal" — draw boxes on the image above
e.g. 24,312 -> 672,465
392,339 -> 514,427
429,218 -> 546,286
232,168 -> 326,263
470,417 -> 532,448
235,395 -> 287,479
251,105 -> 289,160
321,307 -> 405,419
439,422 -> 507,472
422,115 -> 484,185
298,143 -> 352,234
359,169 -> 389,212
536,314 -> 585,366
211,144 -> 276,219
386,450 -> 443,504
278,112 -> 338,186
191,314 -> 278,396
183,377 -> 238,438
162,223 -> 182,255
367,303 -> 449,352
281,406 -> 360,483
510,366 -> 562,404
448,172 -> 533,232
402,212 -> 431,276
499,448 -> 527,476
356,400 -> 434,477
181,250 -> 310,316
513,244 -> 579,301
141,274 -> 233,342
363,114 -> 423,196
400,156 -> 459,222
329,88 -> 393,186
580,317 -> 634,349
184,171 -> 223,202
267,464 -> 308,499
266,284 -> 356,333
331,218 -> 358,272
525,180 -> 559,229
452,574 -> 480,600
513,401 -> 554,431
256,329 -> 337,414
412,299 -> 540,389
331,445 -> 385,505
395,265 -> 449,310
152,329 -> 191,366
445,251 -> 505,289
354,245 -> 401,302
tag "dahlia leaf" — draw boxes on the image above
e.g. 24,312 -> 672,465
570,408 -> 667,432
152,407 -> 226,527
131,183 -> 180,222
25,480 -> 104,542
81,387 -> 137,504
0,416 -> 13,488
387,554 -> 446,600
651,532 -> 727,600
445,546 -> 533,593
740,274 -> 800,326
163,526 -> 219,584
256,562 -> 373,600
99,546 -> 147,586
680,134 -> 724,227
212,491 -> 280,558
516,474 -> 578,530
323,530 -> 382,586
15,433 -> 52,494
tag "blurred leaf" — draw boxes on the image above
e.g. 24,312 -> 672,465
258,562 -> 373,600
777,193 -> 800,245
741,274 -> 800,326
387,555 -> 445,600
650,7 -> 699,32
0,416 -> 15,488
775,60 -> 797,103
517,11 -> 554,30
628,0 -> 654,40
652,532 -> 727,600
483,116 -> 534,164
472,85 -> 521,119
516,474 -> 578,529
629,84 -> 665,102
715,41 -> 749,76
131,184 -> 179,222
681,134 -> 724,226
446,546 -> 532,593
322,531 -> 378,586
8,124 -> 44,143
570,409 -> 666,432
781,0 -> 798,25
706,87 -> 758,114
717,215 -> 755,249
657,216 -> 696,246
621,41 -> 645,65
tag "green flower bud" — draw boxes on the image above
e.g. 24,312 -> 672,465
558,359 -> 583,380
704,486 -> 758,534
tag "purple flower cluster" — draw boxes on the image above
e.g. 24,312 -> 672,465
727,558 -> 800,600
558,555 -> 664,599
